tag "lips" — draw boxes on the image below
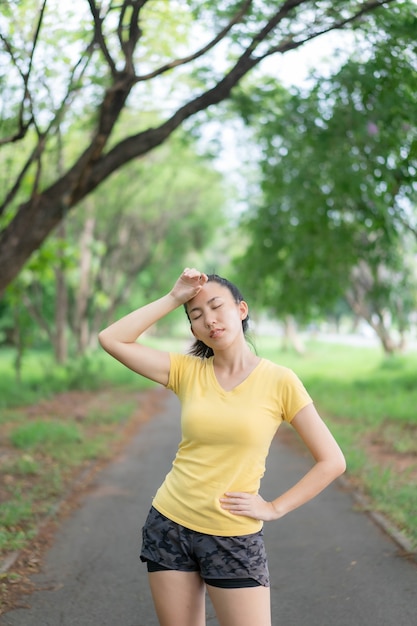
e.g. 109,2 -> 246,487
209,328 -> 224,339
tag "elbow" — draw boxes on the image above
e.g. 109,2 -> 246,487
98,329 -> 110,351
334,453 -> 347,478
322,452 -> 346,482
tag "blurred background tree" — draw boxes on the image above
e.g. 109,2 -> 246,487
230,3 -> 417,353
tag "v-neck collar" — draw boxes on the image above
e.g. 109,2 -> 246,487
208,357 -> 263,394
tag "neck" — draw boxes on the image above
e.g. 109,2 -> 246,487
213,344 -> 259,374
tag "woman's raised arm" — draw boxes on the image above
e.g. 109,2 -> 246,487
98,268 -> 207,385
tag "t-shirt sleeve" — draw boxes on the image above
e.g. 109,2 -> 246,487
166,352 -> 185,394
281,369 -> 313,423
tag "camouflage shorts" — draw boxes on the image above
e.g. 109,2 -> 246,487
140,506 -> 270,587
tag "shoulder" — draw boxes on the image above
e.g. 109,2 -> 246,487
167,352 -> 211,392
258,359 -> 313,417
169,352 -> 208,371
258,358 -> 298,381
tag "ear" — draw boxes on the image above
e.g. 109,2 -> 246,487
239,300 -> 249,320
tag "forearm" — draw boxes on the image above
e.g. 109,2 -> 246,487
97,268 -> 206,383
271,458 -> 345,519
98,293 -> 179,346
271,404 -> 346,518
220,457 -> 345,522
98,268 -> 207,347
221,404 -> 346,522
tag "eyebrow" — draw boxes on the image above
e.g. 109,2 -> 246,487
188,296 -> 222,315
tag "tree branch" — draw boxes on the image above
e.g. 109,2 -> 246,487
87,0 -> 118,75
255,0 -> 399,62
0,137 -> 45,218
0,0 -> 46,146
0,0 -> 47,145
22,291 -> 54,342
134,0 -> 253,81
0,38 -> 95,216
117,0 -> 147,72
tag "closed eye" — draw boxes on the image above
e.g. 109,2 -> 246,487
189,298 -> 224,321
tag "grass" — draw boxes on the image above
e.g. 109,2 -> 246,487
0,490 -> 36,554
10,421 -> 82,450
0,347 -> 145,409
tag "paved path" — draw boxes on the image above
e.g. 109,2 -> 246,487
1,389 -> 416,626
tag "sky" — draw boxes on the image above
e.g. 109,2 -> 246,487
271,30 -> 356,87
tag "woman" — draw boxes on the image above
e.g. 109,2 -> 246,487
98,267 -> 346,626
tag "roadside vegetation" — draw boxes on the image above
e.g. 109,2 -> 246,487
0,348 -> 155,606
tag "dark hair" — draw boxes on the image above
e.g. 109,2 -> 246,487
185,274 -> 250,358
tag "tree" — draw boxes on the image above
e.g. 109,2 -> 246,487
66,132 -> 227,354
0,0 -> 397,296
0,129 -> 226,361
231,3 -> 417,351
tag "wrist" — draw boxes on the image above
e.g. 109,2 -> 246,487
168,290 -> 186,306
270,499 -> 286,520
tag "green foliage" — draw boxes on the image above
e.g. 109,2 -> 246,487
0,494 -> 33,528
63,355 -> 103,390
0,529 -> 34,553
0,0 -> 405,358
231,7 -> 417,329
85,400 -> 137,425
0,347 -> 153,409
3,454 -> 40,476
10,421 -> 82,450
0,487 -> 38,553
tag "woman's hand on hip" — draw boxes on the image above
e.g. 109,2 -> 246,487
219,492 -> 280,522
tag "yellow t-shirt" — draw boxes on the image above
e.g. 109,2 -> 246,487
152,353 -> 313,536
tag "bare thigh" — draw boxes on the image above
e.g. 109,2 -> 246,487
207,583 -> 271,626
148,570 -> 206,626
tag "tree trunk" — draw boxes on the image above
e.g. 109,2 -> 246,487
281,315 -> 305,355
54,222 -> 68,364
345,292 -> 400,355
73,210 -> 96,356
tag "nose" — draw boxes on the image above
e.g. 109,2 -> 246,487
204,312 -> 216,328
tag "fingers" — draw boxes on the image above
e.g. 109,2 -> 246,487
220,492 -> 255,516
181,267 -> 208,285
170,268 -> 208,304
220,492 -> 276,521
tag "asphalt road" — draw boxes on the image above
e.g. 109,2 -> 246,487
1,388 -> 416,626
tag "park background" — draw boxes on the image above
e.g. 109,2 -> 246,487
0,0 -> 416,608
